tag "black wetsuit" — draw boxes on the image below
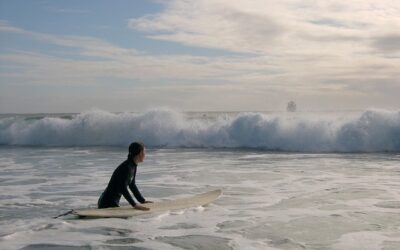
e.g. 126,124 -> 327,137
98,159 -> 145,208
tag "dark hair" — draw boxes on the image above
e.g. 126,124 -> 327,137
128,142 -> 144,160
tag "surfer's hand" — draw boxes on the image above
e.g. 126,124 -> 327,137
134,204 -> 150,211
143,200 -> 153,204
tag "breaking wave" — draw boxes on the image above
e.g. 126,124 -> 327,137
0,108 -> 399,152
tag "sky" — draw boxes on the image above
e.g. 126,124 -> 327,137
0,0 -> 399,113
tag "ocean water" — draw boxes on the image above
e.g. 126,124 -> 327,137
0,109 -> 400,250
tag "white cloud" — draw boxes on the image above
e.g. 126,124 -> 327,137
129,0 -> 400,56
130,0 -> 287,53
0,20 -> 17,31
1,0 -> 400,112
128,0 -> 400,99
0,22 -> 237,84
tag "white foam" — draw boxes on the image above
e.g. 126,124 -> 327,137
1,146 -> 399,249
332,231 -> 389,250
0,108 -> 399,152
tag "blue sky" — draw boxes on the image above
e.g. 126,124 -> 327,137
1,0 -> 399,113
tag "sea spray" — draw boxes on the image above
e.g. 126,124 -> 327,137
0,108 -> 399,152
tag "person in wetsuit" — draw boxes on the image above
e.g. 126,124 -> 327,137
98,142 -> 152,210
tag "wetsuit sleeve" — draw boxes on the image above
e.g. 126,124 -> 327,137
129,169 -> 145,203
122,185 -> 136,207
129,182 -> 145,203
121,168 -> 137,207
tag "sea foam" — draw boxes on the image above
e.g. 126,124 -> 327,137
0,108 -> 399,152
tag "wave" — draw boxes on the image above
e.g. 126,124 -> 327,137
0,108 -> 399,152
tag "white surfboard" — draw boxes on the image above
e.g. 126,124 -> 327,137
73,189 -> 222,218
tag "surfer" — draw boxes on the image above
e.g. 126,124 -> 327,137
98,142 -> 152,210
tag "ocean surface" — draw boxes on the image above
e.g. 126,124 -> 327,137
0,109 -> 400,249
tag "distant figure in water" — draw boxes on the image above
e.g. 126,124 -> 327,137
98,142 -> 152,210
287,101 -> 297,112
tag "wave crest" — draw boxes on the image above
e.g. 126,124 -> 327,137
1,108 -> 399,152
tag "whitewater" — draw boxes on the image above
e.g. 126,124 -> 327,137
1,108 -> 399,152
0,109 -> 400,250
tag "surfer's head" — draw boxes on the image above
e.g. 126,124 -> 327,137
128,142 -> 145,163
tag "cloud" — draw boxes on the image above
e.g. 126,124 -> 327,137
129,0 -> 400,57
371,34 -> 400,53
130,0 -> 286,54
1,0 -> 400,112
1,19 -> 399,96
0,24 -> 257,85
0,20 -> 140,59
127,0 -> 400,105
0,20 -> 26,33
0,22 -> 288,86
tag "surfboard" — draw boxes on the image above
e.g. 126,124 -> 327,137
72,189 -> 222,218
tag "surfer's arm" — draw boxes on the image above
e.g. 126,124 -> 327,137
121,168 -> 137,207
121,185 -> 137,207
129,181 -> 146,203
122,185 -> 149,210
